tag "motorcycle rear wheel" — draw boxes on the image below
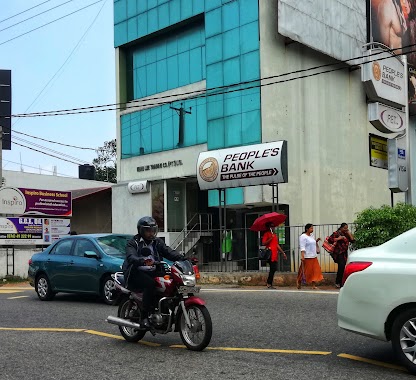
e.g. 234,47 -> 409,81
179,305 -> 212,351
118,299 -> 146,342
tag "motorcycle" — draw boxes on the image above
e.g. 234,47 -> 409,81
106,259 -> 212,351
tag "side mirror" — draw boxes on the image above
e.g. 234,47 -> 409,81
84,251 -> 99,259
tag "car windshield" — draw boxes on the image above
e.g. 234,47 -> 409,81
96,235 -> 132,257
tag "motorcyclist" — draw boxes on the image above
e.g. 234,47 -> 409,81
122,216 -> 185,328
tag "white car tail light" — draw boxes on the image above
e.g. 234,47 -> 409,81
342,261 -> 372,285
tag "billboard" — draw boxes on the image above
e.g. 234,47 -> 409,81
197,141 -> 288,191
0,187 -> 72,216
369,0 -> 416,113
0,217 -> 71,245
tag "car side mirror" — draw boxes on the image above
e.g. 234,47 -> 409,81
84,251 -> 99,259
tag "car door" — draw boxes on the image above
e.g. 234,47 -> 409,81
69,238 -> 101,293
47,239 -> 74,290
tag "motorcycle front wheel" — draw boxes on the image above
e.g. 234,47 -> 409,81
179,305 -> 212,351
118,299 -> 146,342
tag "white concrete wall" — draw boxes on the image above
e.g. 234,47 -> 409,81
258,0 -> 405,225
0,247 -> 39,279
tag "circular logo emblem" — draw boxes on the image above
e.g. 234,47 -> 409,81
372,62 -> 381,81
199,157 -> 219,182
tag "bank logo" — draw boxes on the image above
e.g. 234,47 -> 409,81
373,62 -> 381,81
199,157 -> 219,182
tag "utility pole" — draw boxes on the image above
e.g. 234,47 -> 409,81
170,103 -> 191,147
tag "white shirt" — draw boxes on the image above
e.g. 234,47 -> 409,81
299,233 -> 318,258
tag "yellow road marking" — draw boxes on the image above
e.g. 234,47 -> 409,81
84,329 -> 160,346
7,296 -> 29,299
0,290 -> 25,294
0,327 -> 85,332
170,345 -> 331,355
338,353 -> 406,372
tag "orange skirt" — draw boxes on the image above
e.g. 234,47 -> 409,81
297,258 -> 323,284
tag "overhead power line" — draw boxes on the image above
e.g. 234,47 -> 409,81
0,0 -> 74,33
0,0 -> 53,24
6,43 -> 414,119
0,0 -> 104,47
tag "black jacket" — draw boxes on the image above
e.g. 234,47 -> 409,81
122,234 -> 183,282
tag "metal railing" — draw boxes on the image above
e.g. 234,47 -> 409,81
171,213 -> 213,254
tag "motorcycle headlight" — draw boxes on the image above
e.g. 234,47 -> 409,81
181,274 -> 196,286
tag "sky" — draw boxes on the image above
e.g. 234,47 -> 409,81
1,0 -> 116,178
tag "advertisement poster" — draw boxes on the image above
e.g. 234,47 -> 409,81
0,187 -> 72,216
369,0 -> 416,114
0,218 -> 70,245
369,134 -> 388,169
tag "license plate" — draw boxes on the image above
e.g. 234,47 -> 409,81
178,286 -> 200,294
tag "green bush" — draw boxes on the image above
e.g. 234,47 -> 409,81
353,203 -> 416,249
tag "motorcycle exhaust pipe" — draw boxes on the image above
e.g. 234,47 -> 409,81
106,315 -> 143,330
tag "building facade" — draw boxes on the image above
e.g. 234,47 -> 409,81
112,0 -> 403,267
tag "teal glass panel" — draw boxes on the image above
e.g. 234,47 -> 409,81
240,51 -> 260,81
223,57 -> 240,85
137,13 -> 147,38
224,114 -> 242,146
140,114 -> 151,153
193,0 -> 204,15
162,108 -> 175,150
202,46 -> 206,77
131,130 -> 140,155
151,107 -> 163,151
114,22 -> 127,46
137,0 -> 147,14
158,0 -> 169,4
158,3 -> 169,30
178,31 -> 190,53
166,37 -> 178,57
196,99 -> 207,142
127,17 -> 137,42
169,1 -> 181,24
207,118 -> 224,149
189,28 -> 203,49
189,47 -> 202,83
167,55 -> 179,88
134,49 -> 145,68
206,62 -> 224,87
241,109 -> 261,144
148,0 -> 157,9
181,0 -> 192,20
145,46 -> 156,65
241,87 -> 260,113
205,35 -> 222,65
205,0 -> 221,12
205,7 -> 222,38
240,21 -> 259,54
156,60 -> 167,92
222,1 -> 239,31
136,67 -> 147,97
127,0 -> 136,18
223,28 -> 240,60
148,7 -> 158,34
208,188 -> 244,207
207,93 -> 224,120
156,42 -> 166,61
146,65 -> 157,94
240,0 -> 258,25
178,51 -> 190,86
224,91 -> 242,116
114,0 -> 127,24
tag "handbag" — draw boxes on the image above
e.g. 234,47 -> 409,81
322,236 -> 335,253
258,247 -> 272,261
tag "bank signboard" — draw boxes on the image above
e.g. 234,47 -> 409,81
0,187 -> 72,216
368,102 -> 406,134
0,217 -> 71,245
197,141 -> 288,191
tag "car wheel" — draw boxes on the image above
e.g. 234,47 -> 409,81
101,275 -> 115,305
391,308 -> 416,374
35,274 -> 55,301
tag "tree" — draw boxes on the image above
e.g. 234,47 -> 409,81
353,203 -> 416,249
93,139 -> 117,183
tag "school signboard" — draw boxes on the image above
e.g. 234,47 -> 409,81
197,141 -> 288,191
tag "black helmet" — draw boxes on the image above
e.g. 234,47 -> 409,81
137,216 -> 158,240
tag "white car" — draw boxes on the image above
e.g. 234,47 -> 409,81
337,227 -> 416,374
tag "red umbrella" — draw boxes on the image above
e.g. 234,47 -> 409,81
250,212 -> 287,232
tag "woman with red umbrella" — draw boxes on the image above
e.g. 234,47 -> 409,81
262,222 -> 287,289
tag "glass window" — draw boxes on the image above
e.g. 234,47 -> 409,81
51,239 -> 73,256
96,235 -> 133,256
73,239 -> 98,257
152,181 -> 165,232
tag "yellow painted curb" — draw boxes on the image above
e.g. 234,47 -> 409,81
338,353 -> 406,372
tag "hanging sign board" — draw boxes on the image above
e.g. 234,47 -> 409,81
362,49 -> 406,108
127,180 -> 149,194
368,102 -> 406,134
197,141 -> 288,191
388,135 -> 408,193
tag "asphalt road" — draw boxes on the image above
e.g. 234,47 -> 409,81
0,286 -> 413,380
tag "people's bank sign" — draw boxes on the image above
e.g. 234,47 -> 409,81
0,187 -> 72,216
197,141 -> 288,190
